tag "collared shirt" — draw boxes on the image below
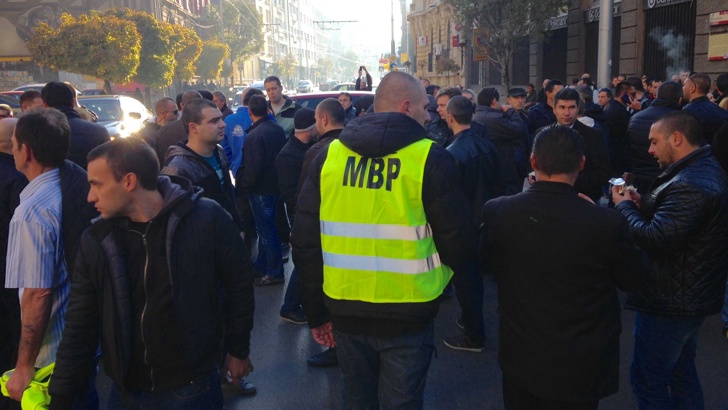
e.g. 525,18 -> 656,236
5,168 -> 69,368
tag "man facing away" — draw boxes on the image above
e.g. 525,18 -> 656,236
441,95 -> 501,353
293,71 -> 476,408
482,124 -> 646,410
5,109 -> 97,406
612,111 -> 728,409
19,91 -> 43,114
48,138 -> 255,409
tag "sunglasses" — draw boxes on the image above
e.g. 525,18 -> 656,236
164,110 -> 179,116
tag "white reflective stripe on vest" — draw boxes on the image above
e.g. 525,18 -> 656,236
320,221 -> 432,241
322,251 -> 443,275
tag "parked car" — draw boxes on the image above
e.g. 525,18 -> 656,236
319,80 -> 339,91
0,94 -> 22,117
0,91 -> 23,101
331,82 -> 378,92
82,89 -> 107,96
290,91 -> 374,110
78,95 -> 151,139
13,83 -> 83,96
297,80 -> 314,94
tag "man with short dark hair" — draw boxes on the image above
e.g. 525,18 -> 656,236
264,76 -> 299,140
506,87 -> 528,124
613,111 -> 728,408
474,87 -> 529,195
154,90 -> 203,164
627,81 -> 683,192
714,73 -> 728,106
293,71 -> 475,409
552,88 -> 610,203
442,95 -> 500,353
134,97 -> 178,153
40,82 -> 110,170
5,109 -> 97,405
212,91 -> 233,118
597,88 -> 612,108
483,124 -> 646,410
426,87 -> 461,146
603,81 -> 634,176
338,92 -> 356,124
682,73 -> 728,144
19,90 -> 43,113
528,79 -> 563,134
48,138 -> 255,408
238,94 -> 288,286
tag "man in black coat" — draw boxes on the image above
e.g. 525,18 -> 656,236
238,95 -> 288,286
41,82 -> 110,170
275,107 -> 316,325
441,96 -> 501,353
527,79 -> 563,135
612,111 -> 728,408
473,87 -> 529,195
627,81 -> 682,193
482,124 -> 646,410
603,82 -> 634,177
682,73 -> 728,144
553,88 -> 610,203
155,91 -> 203,165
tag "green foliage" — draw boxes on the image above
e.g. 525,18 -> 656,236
435,57 -> 460,75
170,25 -> 203,82
445,0 -> 568,87
317,57 -> 334,79
196,40 -> 230,80
269,53 -> 297,84
196,1 -> 264,66
102,8 -> 176,88
27,12 -> 141,87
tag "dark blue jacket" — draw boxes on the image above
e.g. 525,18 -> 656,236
56,106 -> 110,170
603,99 -> 632,176
0,153 -> 27,281
683,96 -> 728,144
616,146 -> 728,316
238,117 -> 287,195
526,102 -> 556,135
627,99 -> 679,192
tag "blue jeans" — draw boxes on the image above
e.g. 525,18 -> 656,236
107,369 -> 223,410
334,321 -> 435,410
280,267 -> 302,314
722,280 -> 728,328
630,312 -> 706,410
248,193 -> 283,278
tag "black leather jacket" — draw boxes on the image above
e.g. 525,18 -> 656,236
616,146 -> 728,316
49,177 -> 254,402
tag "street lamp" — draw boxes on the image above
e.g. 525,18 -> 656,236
458,38 -> 466,83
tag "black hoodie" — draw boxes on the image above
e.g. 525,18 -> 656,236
292,112 -> 477,336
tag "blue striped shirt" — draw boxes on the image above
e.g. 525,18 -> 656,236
5,168 -> 68,368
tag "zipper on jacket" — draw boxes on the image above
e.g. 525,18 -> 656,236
130,221 -> 155,391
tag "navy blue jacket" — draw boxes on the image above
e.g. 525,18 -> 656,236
56,106 -> 110,170
683,96 -> 728,144
526,102 -> 556,135
238,117 -> 287,195
627,99 -> 679,192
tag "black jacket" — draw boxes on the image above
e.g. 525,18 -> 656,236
683,96 -> 728,144
0,153 -> 27,281
482,181 -> 646,401
161,143 -> 241,231
603,98 -> 632,176
292,112 -> 477,334
276,136 -> 312,224
237,117 -> 287,195
344,106 -> 356,125
59,160 -> 99,281
573,121 -> 611,202
134,122 -> 161,154
56,106 -> 110,170
355,72 -> 373,91
526,102 -> 556,135
627,99 -> 679,192
616,146 -> 728,316
297,129 -> 343,201
49,177 -> 254,403
473,105 -> 529,195
155,120 -> 187,165
446,128 -> 502,227
425,117 -> 453,147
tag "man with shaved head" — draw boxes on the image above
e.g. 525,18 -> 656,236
293,71 -> 476,408
682,73 -> 728,144
155,90 -> 203,164
0,119 -> 27,408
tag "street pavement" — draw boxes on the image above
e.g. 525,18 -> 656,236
97,249 -> 728,409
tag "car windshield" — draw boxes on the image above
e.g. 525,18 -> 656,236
298,81 -> 309,85
82,99 -> 121,122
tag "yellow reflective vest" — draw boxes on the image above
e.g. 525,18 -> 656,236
319,139 -> 453,304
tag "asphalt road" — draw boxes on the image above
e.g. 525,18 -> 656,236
96,249 -> 728,409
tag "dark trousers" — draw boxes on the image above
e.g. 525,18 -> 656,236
107,369 -> 222,410
0,287 -> 20,410
502,377 -> 598,410
451,259 -> 485,344
235,188 -> 257,253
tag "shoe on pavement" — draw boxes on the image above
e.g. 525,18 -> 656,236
307,348 -> 338,367
222,376 -> 257,396
443,336 -> 484,353
280,310 -> 308,324
455,317 -> 464,330
255,275 -> 284,286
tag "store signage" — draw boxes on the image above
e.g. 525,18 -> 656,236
644,0 -> 692,10
547,15 -> 568,30
709,11 -> 728,26
585,4 -> 622,23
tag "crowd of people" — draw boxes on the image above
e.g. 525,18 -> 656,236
0,68 -> 727,410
